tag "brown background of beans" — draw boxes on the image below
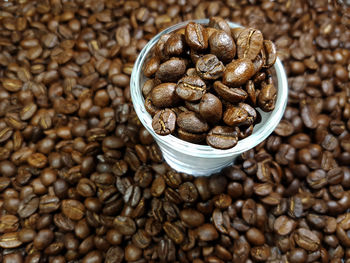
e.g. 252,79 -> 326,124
0,0 -> 350,263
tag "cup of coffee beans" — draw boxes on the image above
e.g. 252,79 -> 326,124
131,18 -> 288,176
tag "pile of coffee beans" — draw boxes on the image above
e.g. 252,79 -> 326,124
143,18 -> 278,149
0,0 -> 349,263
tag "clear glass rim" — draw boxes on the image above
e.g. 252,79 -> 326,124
131,19 -> 288,158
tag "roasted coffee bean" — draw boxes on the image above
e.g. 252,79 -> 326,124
152,109 -> 176,135
263,40 -> 277,68
258,82 -> 277,112
223,106 -> 248,126
236,28 -> 263,60
196,223 -> 219,241
177,111 -> 209,133
208,17 -> 231,35
196,54 -> 225,80
274,215 -> 296,235
176,76 -> 206,102
178,128 -> 206,143
223,58 -> 255,87
206,126 -> 238,149
150,83 -> 179,108
213,81 -> 248,103
163,221 -> 185,244
61,199 -> 85,221
156,58 -> 187,82
199,93 -> 222,124
165,33 -> 187,57
185,22 -> 208,51
144,57 -> 160,78
209,30 -> 235,63
294,228 -> 321,252
113,216 -> 136,236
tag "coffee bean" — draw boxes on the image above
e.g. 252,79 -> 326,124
0,215 -> 19,233
208,17 -> 231,35
196,224 -> 219,241
223,106 -> 248,126
165,33 -> 187,57
258,82 -> 277,112
177,111 -> 209,133
226,83 -> 253,104
180,209 -> 205,227
163,221 -> 185,244
152,109 -> 176,135
185,22 -> 208,51
294,228 -> 321,252
274,215 -> 296,235
34,229 -> 54,250
199,93 -> 222,124
223,58 -> 255,87
196,54 -> 225,80
0,232 -> 22,248
113,216 -> 136,236
151,83 -> 179,108
209,30 -> 235,63
156,58 -> 187,82
144,57 -> 160,78
178,182 -> 197,202
178,128 -> 206,143
206,126 -> 238,149
61,199 -> 85,220
236,28 -> 263,60
246,227 -> 265,246
263,40 -> 277,68
176,76 -> 206,102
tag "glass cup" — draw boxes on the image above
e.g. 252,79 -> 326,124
131,19 -> 288,176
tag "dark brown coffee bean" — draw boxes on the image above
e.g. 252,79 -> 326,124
263,40 -> 277,68
144,57 -> 160,78
61,199 -> 85,220
179,182 -> 198,202
208,17 -> 231,35
177,111 -> 209,133
246,227 -> 265,246
206,126 -> 238,149
178,128 -> 206,143
223,58 -> 255,87
185,22 -> 208,51
274,120 -> 295,137
176,76 -> 206,102
39,195 -> 60,213
150,83 -> 180,108
274,215 -> 296,235
180,209 -> 205,227
213,81 -> 248,103
196,224 -> 219,241
288,248 -> 308,263
199,93 -> 222,124
196,54 -> 225,80
165,33 -> 187,57
294,228 -> 321,252
258,82 -> 277,112
209,30 -> 235,63
113,216 -> 136,236
17,194 -> 39,218
155,58 -> 187,82
223,106 -> 248,126
0,215 -> 19,233
236,28 -> 263,60
152,109 -> 176,136
163,221 -> 185,244
34,229 -> 54,250
0,232 -> 22,248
